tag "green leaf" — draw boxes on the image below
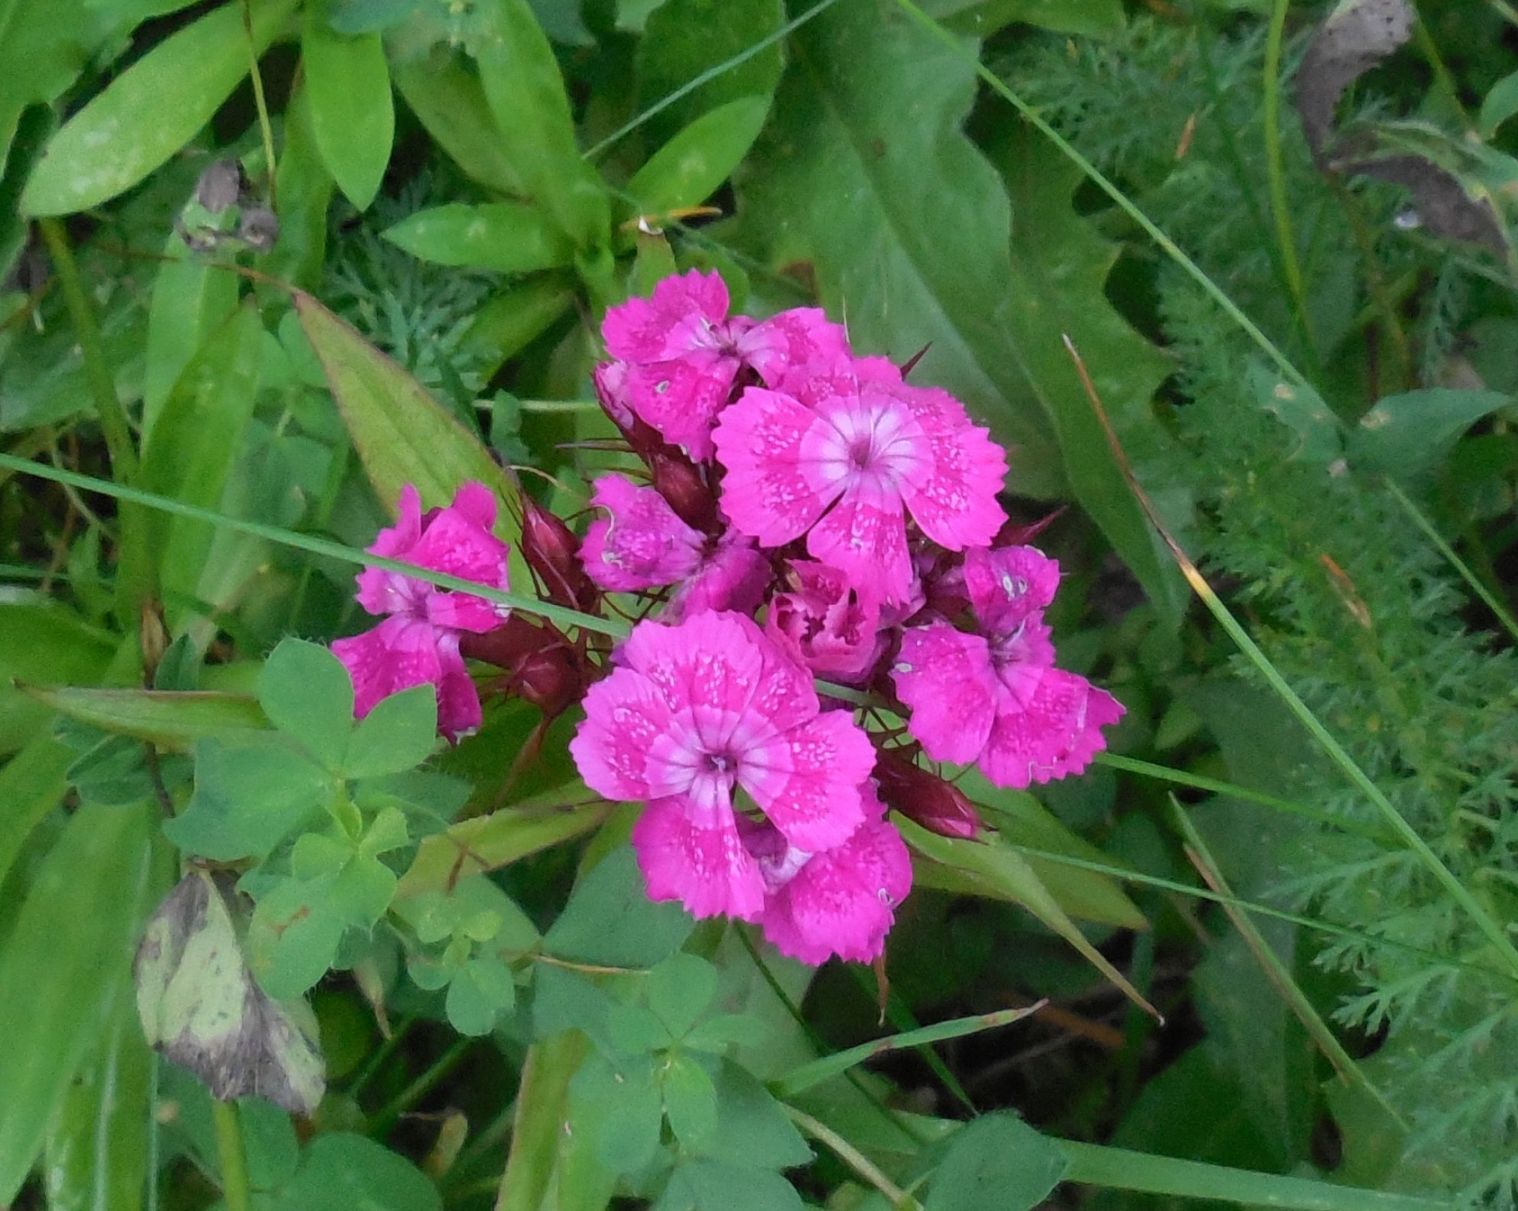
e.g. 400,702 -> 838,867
1479,68 -> 1518,138
1349,387 -> 1512,482
899,818 -> 1157,1018
343,686 -> 437,778
545,846 -> 694,968
263,1133 -> 441,1211
246,871 -> 360,998
926,0 -> 1125,36
135,872 -> 325,1114
570,1050 -> 664,1174
626,96 -> 770,215
303,0 -> 395,210
738,0 -> 1064,497
701,1062 -> 811,1168
0,0 -> 116,179
20,0 -> 301,215
636,0 -> 784,150
1250,365 -> 1342,465
662,1054 -> 719,1150
267,80 -> 336,289
397,800 -> 612,897
167,738 -> 330,861
445,954 -> 517,1035
475,0 -> 611,250
647,952 -> 717,1040
138,302 -> 266,609
0,801 -> 154,1204
384,202 -> 574,273
391,50 -> 524,195
464,275 -> 578,370
989,122 -> 1184,619
0,731 -> 74,892
925,1112 -> 1069,1211
43,972 -> 153,1211
0,598 -> 114,754
22,686 -> 270,751
656,1159 -> 803,1211
258,638 -> 355,769
293,290 -> 523,532
141,229 -> 242,440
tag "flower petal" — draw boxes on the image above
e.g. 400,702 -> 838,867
979,668 -> 1125,788
714,386 -> 836,546
632,797 -> 765,921
805,480 -> 914,605
579,473 -> 704,592
570,664 -> 676,801
742,710 -> 874,852
895,384 -> 1007,550
962,544 -> 1061,635
602,268 -> 730,363
893,622 -> 998,764
624,355 -> 739,461
736,307 -> 850,385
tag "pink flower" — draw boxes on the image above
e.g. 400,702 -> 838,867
765,561 -> 882,681
891,545 -> 1123,787
578,475 -> 771,619
741,786 -> 912,965
569,612 -> 877,920
713,357 -> 1007,604
580,474 -> 704,592
601,269 -> 848,461
332,483 -> 511,741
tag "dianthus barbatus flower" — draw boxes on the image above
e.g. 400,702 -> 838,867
740,786 -> 912,965
713,356 -> 1008,604
600,269 -> 848,461
892,545 -> 1123,787
765,560 -> 882,681
578,474 -> 769,620
332,483 -> 511,742
569,612 -> 877,921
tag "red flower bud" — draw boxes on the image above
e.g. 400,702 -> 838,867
460,616 -> 585,720
649,450 -> 717,530
874,748 -> 984,840
520,493 -> 600,613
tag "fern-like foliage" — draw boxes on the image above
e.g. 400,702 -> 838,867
1007,18 -> 1518,1203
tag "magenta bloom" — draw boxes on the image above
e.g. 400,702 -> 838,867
892,545 -> 1124,787
578,474 -> 770,619
713,357 -> 1007,604
569,612 -> 877,920
600,269 -> 848,460
580,474 -> 704,592
332,483 -> 511,741
741,786 -> 912,965
766,561 -> 882,681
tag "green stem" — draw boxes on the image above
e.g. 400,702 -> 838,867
1384,479 -> 1518,644
784,1105 -> 922,1211
1094,752 -> 1389,842
35,219 -> 138,484
1262,0 -> 1314,357
211,1099 -> 251,1211
369,1037 -> 472,1137
241,0 -> 279,205
1059,1141 -> 1455,1210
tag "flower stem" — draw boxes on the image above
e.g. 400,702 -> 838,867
211,1099 -> 251,1211
784,1105 -> 922,1211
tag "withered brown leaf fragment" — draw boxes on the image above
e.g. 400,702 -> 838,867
1297,0 -> 1414,161
135,872 -> 325,1116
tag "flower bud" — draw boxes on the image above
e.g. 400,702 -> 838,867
649,449 -> 717,530
874,748 -> 984,840
520,493 -> 599,613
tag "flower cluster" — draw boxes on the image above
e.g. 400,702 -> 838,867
329,271 -> 1123,967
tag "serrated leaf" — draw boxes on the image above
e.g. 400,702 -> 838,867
258,639 -> 355,769
343,685 -> 437,778
924,1112 -> 1068,1211
383,202 -> 574,273
134,872 -> 325,1115
304,0 -> 394,210
737,0 -> 1064,496
545,846 -> 694,968
166,738 -> 330,861
625,96 -> 770,215
20,0 -> 300,215
0,802 -> 154,1204
475,0 -> 610,250
293,290 -> 523,537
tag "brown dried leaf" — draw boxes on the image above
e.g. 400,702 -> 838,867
1297,0 -> 1414,159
